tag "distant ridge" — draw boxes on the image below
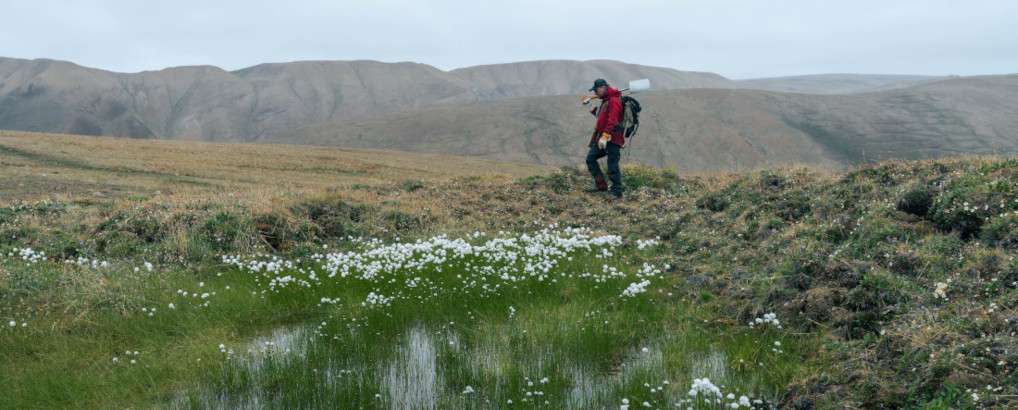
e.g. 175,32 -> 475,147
737,74 -> 944,94
275,74 -> 1018,173
0,57 -> 737,143
449,60 -> 736,99
3,56 -> 1014,174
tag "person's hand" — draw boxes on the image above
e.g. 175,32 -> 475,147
597,133 -> 611,149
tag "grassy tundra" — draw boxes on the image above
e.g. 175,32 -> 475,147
2,131 -> 1017,408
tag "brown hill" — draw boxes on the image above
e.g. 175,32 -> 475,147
778,75 -> 1018,162
275,75 -> 1018,172
0,58 -> 252,141
449,59 -> 736,99
3,56 -> 1014,173
737,74 -> 944,94
0,57 -> 738,143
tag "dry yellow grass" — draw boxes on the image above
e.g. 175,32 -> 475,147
0,130 -> 552,205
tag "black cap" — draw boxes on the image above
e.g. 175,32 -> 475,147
588,78 -> 608,91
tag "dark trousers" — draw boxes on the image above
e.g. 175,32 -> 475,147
586,143 -> 622,195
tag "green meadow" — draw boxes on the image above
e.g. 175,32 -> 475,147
2,132 -> 1017,408
2,226 -> 812,408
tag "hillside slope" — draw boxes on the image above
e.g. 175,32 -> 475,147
4,57 -> 1013,174
737,73 -> 944,94
277,75 -> 1018,172
0,57 -> 735,142
450,59 -> 736,99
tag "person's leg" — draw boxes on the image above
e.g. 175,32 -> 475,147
606,144 -> 622,197
585,146 -> 608,190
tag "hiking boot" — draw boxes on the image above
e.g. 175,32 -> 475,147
607,192 -> 623,201
585,187 -> 607,193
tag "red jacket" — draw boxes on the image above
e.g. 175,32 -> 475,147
593,87 -> 625,148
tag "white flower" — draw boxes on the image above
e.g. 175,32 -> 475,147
8,321 -> 15,327
934,282 -> 949,299
622,280 -> 651,297
689,378 -> 722,397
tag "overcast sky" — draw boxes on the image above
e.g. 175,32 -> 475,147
3,0 -> 1016,79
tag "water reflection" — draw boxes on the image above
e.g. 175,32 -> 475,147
181,325 -> 748,409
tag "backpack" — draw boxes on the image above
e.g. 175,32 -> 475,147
615,96 -> 642,138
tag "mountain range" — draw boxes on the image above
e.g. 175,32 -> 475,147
2,56 -> 1015,172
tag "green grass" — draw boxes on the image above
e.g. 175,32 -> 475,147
0,259 -> 316,408
2,229 -> 819,408
181,231 -> 816,408
4,154 -> 1018,408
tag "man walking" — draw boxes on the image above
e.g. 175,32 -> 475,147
585,78 -> 624,200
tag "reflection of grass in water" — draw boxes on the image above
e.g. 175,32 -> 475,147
385,327 -> 441,409
200,322 -> 806,408
192,231 -> 816,408
0,224 -> 822,408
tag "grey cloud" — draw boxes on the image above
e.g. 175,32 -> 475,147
2,0 -> 1015,78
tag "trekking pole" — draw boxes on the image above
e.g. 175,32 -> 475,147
581,79 -> 650,104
